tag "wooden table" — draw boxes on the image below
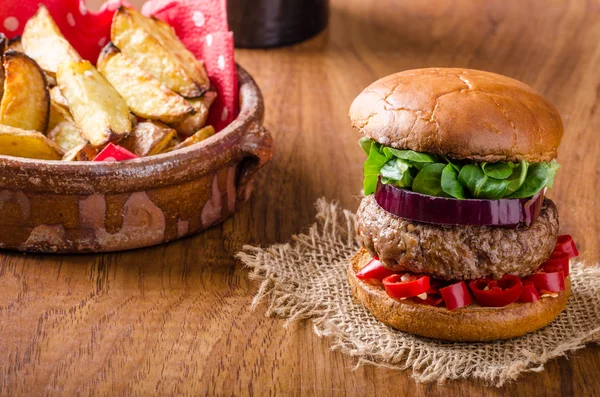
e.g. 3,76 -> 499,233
1,0 -> 599,395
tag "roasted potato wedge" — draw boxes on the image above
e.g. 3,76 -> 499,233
97,44 -> 194,124
48,121 -> 85,151
57,60 -> 132,147
49,86 -> 69,108
0,124 -> 63,160
170,91 -> 216,136
62,142 -> 98,161
22,5 -> 82,75
7,36 -> 23,52
48,87 -> 73,132
0,51 -> 49,133
173,125 -> 215,150
120,121 -> 177,156
149,16 -> 210,92
111,7 -> 208,98
48,101 -> 72,132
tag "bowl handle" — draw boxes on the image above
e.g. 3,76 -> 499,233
236,121 -> 274,197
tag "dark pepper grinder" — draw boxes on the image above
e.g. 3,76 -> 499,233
227,0 -> 329,48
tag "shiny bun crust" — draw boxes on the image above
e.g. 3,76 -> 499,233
348,248 -> 570,341
349,68 -> 563,163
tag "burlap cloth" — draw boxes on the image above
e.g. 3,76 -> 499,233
236,199 -> 600,386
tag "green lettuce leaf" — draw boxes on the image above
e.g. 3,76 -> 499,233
441,163 -> 466,199
358,136 -> 374,155
363,143 -> 387,195
380,158 -> 413,188
384,148 -> 438,163
458,165 -> 509,199
482,162 -> 513,179
506,163 -> 549,198
358,138 -> 559,199
412,163 -> 449,197
504,160 -> 528,196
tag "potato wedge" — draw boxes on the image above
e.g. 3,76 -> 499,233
111,7 -> 208,98
57,60 -> 132,147
62,143 -> 98,161
7,36 -> 23,52
0,51 -> 49,133
150,16 -> 210,92
170,91 -> 216,136
48,101 -> 72,132
48,121 -> 85,151
0,124 -> 63,160
48,87 -> 74,132
49,86 -> 69,108
97,44 -> 194,124
119,121 -> 177,156
173,125 -> 215,151
22,5 -> 81,75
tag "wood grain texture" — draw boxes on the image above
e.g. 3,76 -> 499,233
1,0 -> 598,395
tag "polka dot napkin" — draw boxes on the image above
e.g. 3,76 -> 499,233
0,0 -> 238,132
0,0 -> 125,63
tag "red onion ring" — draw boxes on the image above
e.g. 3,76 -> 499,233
374,179 -> 544,228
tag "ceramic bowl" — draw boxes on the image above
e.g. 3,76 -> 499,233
0,65 -> 273,253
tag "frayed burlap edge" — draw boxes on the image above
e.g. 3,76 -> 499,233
236,198 -> 600,386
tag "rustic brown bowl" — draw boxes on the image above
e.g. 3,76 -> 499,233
0,65 -> 273,253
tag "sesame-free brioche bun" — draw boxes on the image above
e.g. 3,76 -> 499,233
348,248 -> 570,341
349,68 -> 563,163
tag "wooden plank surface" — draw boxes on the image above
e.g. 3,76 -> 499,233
1,0 -> 599,395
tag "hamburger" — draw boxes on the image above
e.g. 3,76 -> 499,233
348,68 -> 579,341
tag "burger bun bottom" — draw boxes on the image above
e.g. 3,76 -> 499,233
348,248 -> 570,341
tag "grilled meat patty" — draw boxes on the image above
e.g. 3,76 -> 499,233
356,195 -> 559,280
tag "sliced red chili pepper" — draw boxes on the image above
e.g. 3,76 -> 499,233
469,275 -> 522,307
540,251 -> 570,277
518,280 -> 540,303
527,271 -> 565,293
93,143 -> 138,162
555,235 -> 579,258
356,258 -> 397,282
439,281 -> 473,310
411,279 -> 444,306
415,291 -> 444,306
383,273 -> 430,300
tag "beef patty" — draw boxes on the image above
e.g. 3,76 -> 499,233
356,195 -> 559,280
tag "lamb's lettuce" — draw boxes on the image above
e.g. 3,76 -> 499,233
360,138 -> 559,199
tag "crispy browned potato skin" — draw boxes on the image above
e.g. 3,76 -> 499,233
0,124 -> 63,160
62,143 -> 98,161
111,7 -> 208,98
7,36 -> 23,52
57,60 -> 132,147
170,91 -> 217,136
97,44 -> 194,124
173,125 -> 215,151
21,5 -> 81,76
0,51 -> 49,133
120,121 -> 177,156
